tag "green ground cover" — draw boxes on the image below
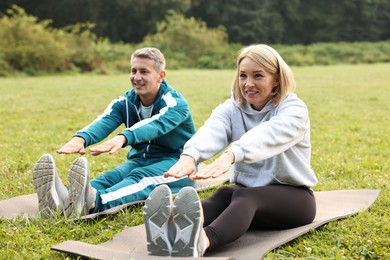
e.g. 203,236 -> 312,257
0,64 -> 389,259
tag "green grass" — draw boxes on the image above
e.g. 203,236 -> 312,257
0,64 -> 389,259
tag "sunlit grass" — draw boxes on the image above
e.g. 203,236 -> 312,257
0,64 -> 389,259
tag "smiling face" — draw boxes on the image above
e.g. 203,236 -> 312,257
238,57 -> 279,111
130,57 -> 166,106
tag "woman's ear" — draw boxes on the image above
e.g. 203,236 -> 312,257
271,86 -> 279,95
274,75 -> 280,87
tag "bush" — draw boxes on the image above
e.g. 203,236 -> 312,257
94,40 -> 138,72
0,6 -> 71,74
0,52 -> 13,76
142,11 -> 228,68
62,22 -> 108,73
1,6 -> 389,75
197,44 -> 240,69
0,5 -> 105,75
275,41 -> 390,67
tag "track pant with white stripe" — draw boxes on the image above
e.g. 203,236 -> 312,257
90,157 -> 193,213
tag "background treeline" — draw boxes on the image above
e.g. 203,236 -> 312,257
1,0 -> 389,44
1,4 -> 390,76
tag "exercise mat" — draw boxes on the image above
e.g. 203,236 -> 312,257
0,169 -> 230,219
51,189 -> 380,260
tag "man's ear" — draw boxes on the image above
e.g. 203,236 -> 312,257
158,70 -> 166,83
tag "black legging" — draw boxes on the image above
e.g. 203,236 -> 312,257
202,184 -> 316,251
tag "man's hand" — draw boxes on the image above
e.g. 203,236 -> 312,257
89,135 -> 126,156
164,154 -> 197,181
56,136 -> 86,155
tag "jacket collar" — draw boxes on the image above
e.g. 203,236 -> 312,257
131,80 -> 168,107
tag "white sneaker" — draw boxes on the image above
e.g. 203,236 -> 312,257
63,157 -> 95,217
143,184 -> 173,256
171,186 -> 206,257
32,154 -> 68,216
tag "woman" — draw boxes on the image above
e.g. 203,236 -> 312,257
143,44 -> 318,257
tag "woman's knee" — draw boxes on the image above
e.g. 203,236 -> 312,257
212,185 -> 242,199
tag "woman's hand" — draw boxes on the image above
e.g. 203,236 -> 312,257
194,151 -> 234,180
164,154 -> 197,181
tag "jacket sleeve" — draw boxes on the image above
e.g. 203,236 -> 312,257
75,96 -> 126,147
182,99 -> 233,162
121,92 -> 190,146
228,97 -> 310,163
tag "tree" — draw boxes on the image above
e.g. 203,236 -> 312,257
286,0 -> 389,43
188,0 -> 390,44
96,0 -> 191,42
188,0 -> 278,44
0,0 -> 191,43
1,0 -> 389,44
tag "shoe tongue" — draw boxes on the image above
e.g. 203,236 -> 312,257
85,185 -> 97,212
54,170 -> 68,204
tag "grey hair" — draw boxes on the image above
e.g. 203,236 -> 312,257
131,47 -> 166,72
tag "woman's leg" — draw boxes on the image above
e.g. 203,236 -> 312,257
201,184 -> 244,226
204,185 -> 316,251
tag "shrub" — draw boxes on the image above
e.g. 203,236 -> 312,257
0,52 -> 13,76
142,11 -> 228,68
274,41 -> 390,67
0,6 -> 71,74
94,40 -> 138,72
62,22 -> 107,73
1,6 -> 389,75
0,5 -> 105,75
197,44 -> 240,69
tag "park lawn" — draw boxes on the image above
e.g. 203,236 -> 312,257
0,64 -> 389,259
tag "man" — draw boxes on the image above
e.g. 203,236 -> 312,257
32,47 -> 196,217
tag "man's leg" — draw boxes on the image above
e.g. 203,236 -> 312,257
90,159 -> 142,190
92,157 -> 193,213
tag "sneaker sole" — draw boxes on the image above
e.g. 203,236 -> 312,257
32,154 -> 60,216
171,187 -> 202,257
143,185 -> 173,256
63,157 -> 88,217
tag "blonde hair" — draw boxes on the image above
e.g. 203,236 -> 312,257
232,44 -> 296,107
131,47 -> 166,72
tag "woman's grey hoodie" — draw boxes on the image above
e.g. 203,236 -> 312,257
182,93 -> 318,188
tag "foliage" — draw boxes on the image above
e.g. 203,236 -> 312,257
0,65 -> 389,259
189,0 -> 283,44
1,0 -> 389,45
0,5 -> 105,75
0,5 -> 70,74
1,5 -> 390,75
195,44 -> 239,69
277,41 -> 390,66
143,11 -> 228,68
0,51 -> 13,76
188,0 -> 390,45
0,0 -> 191,44
94,40 -> 139,73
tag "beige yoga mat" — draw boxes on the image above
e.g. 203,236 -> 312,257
0,170 -> 230,220
51,189 -> 380,260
